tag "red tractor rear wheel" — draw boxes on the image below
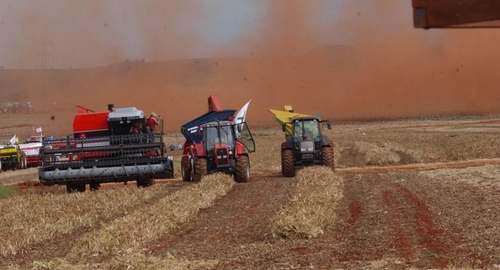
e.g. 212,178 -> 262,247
281,148 -> 295,177
235,155 -> 250,182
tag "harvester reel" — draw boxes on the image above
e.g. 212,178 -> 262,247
235,155 -> 250,182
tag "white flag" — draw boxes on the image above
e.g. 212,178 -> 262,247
9,135 -> 17,145
233,99 -> 252,138
36,127 -> 42,133
234,99 -> 252,125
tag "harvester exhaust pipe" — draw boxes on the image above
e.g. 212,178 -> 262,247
108,104 -> 114,111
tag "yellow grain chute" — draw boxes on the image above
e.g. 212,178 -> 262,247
269,105 -> 313,136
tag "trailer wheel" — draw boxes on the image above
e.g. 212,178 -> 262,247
321,145 -> 335,171
235,155 -> 250,183
281,149 -> 295,177
181,155 -> 191,181
193,158 -> 207,182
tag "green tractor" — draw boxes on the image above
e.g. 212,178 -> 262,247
270,106 -> 334,177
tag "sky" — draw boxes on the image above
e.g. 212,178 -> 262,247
1,0 -> 500,129
0,0 -> 422,69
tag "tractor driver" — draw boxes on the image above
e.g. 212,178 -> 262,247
304,121 -> 318,138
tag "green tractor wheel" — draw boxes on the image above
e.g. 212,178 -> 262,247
321,145 -> 335,171
281,148 -> 295,177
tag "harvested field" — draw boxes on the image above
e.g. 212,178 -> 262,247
1,112 -> 500,269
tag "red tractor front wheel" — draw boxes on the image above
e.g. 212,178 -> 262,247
181,155 -> 192,181
193,158 -> 207,182
235,155 -> 250,183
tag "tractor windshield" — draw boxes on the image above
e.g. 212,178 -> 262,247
205,125 -> 235,152
293,119 -> 320,139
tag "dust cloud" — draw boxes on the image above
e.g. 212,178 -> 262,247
0,0 -> 499,135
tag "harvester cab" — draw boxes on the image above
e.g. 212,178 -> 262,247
270,105 -> 334,177
38,104 -> 174,193
180,95 -> 255,183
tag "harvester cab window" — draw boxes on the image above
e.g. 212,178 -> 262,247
109,120 -> 133,136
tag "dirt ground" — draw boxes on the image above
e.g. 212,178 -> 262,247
2,112 -> 500,269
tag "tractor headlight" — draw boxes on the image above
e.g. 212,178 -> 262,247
300,141 -> 314,153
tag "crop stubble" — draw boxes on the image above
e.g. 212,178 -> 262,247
1,112 -> 500,269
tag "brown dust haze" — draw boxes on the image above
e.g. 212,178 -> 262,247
0,1 -> 499,135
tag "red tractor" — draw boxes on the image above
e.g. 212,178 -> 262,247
180,96 -> 255,182
38,104 -> 174,192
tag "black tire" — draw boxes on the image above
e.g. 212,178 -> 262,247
89,182 -> 100,191
193,158 -> 207,182
321,145 -> 335,171
181,155 -> 191,182
20,152 -> 27,169
137,177 -> 155,188
281,149 -> 295,177
235,155 -> 250,183
66,183 -> 86,193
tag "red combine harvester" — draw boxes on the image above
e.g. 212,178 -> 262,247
180,96 -> 255,182
38,104 -> 174,193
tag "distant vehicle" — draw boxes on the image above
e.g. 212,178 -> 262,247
18,135 -> 44,168
0,144 -> 25,171
412,0 -> 500,28
1,102 -> 34,114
